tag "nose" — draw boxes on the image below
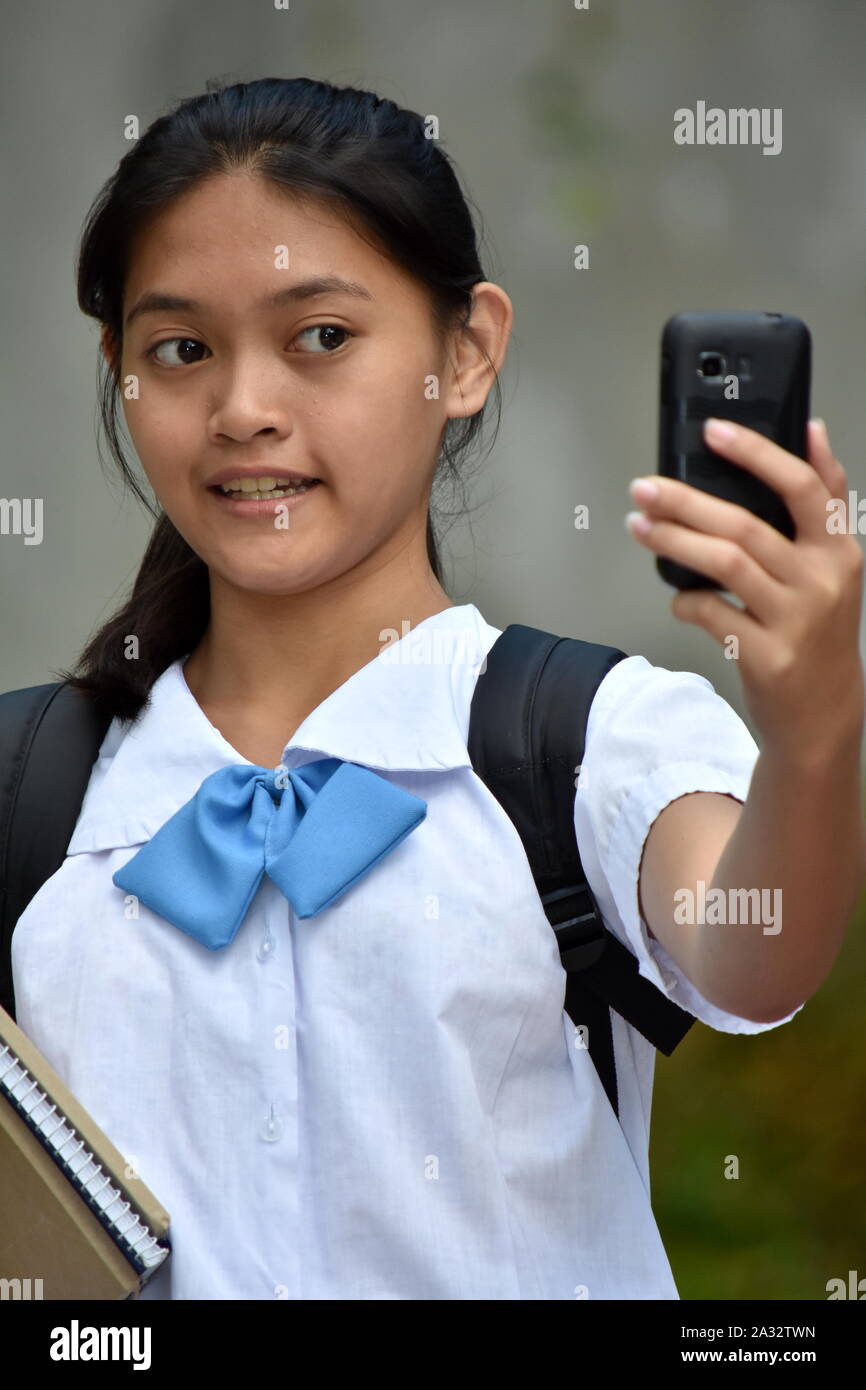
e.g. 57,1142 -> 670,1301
206,353 -> 293,443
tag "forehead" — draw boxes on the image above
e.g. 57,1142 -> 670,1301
123,171 -> 415,310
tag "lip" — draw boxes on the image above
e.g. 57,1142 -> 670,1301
205,467 -> 320,488
207,481 -> 322,517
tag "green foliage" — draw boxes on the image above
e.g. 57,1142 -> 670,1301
651,888 -> 866,1299
521,6 -> 619,240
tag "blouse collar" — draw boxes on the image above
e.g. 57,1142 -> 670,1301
67,603 -> 501,853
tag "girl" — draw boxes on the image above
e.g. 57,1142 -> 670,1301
10,76 -> 866,1300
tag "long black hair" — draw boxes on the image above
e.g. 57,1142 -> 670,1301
57,76 -> 503,722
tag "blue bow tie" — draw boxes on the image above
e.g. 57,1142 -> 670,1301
111,758 -> 427,950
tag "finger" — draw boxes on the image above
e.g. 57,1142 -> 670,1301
671,585 -> 765,653
808,419 -> 849,504
703,418 -> 831,544
627,514 -> 786,623
630,473 -> 801,586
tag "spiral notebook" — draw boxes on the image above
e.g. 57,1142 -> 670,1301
0,1004 -> 171,1299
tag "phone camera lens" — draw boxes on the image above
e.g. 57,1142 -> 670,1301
698,352 -> 725,378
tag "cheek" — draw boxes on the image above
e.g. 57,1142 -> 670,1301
331,367 -> 442,485
124,398 -> 194,497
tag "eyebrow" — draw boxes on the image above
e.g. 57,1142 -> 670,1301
124,275 -> 375,328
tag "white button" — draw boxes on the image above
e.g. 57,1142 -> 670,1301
259,1102 -> 283,1143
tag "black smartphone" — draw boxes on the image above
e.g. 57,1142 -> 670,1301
657,310 -> 811,590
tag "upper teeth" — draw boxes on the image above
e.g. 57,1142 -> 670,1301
219,476 -> 311,493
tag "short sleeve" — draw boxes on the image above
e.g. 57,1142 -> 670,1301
572,654 -> 805,1035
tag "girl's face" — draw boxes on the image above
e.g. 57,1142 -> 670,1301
109,172 -> 488,598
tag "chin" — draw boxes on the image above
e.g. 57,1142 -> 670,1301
214,556 -> 337,597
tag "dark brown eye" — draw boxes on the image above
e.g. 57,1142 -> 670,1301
294,325 -> 353,353
149,338 -> 208,367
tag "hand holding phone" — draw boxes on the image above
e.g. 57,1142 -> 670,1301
657,310 -> 811,590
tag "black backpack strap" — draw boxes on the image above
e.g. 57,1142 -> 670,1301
0,682 -> 113,1021
467,624 -> 696,1121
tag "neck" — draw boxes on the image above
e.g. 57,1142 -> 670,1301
182,558 -> 455,740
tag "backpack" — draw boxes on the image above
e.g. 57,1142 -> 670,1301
0,623 -> 695,1121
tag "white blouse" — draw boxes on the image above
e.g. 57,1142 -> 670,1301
11,603 -> 803,1300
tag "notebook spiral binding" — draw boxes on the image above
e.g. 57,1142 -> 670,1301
0,1043 -> 171,1284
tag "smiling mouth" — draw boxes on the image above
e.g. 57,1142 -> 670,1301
209,478 -> 321,500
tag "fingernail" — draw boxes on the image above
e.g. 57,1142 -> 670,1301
629,477 -> 658,503
704,417 -> 737,441
625,510 -> 652,535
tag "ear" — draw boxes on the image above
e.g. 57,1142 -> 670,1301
100,324 -> 120,382
443,281 -> 513,419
